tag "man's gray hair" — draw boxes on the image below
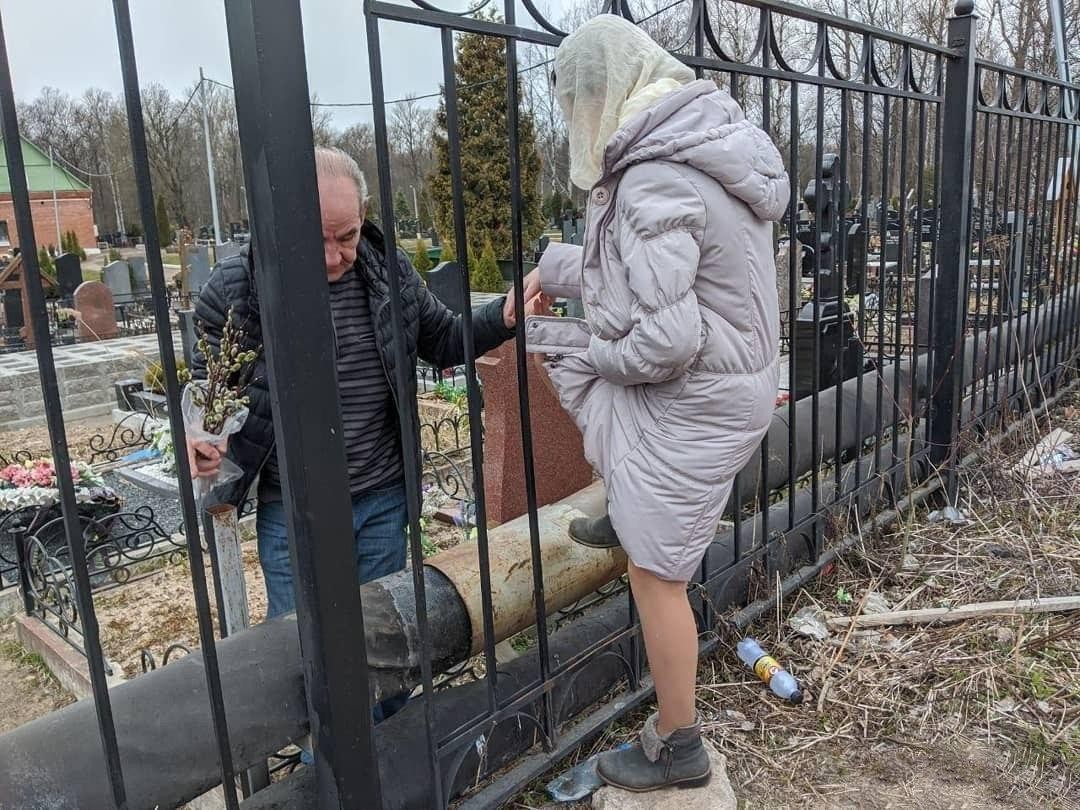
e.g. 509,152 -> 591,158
315,146 -> 369,208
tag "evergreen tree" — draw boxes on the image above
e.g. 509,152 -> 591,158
413,237 -> 433,281
64,231 -> 86,261
156,195 -> 173,246
37,246 -> 54,275
470,238 -> 505,294
430,19 -> 544,271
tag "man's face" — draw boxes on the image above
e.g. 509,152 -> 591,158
319,173 -> 364,283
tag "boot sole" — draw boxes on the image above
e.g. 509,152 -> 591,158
567,528 -> 621,550
598,769 -> 712,793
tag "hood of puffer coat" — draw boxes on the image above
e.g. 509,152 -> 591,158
602,79 -> 790,222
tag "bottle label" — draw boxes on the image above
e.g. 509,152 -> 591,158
753,655 -> 781,684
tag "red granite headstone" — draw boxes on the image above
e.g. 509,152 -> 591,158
476,342 -> 594,524
73,281 -> 117,341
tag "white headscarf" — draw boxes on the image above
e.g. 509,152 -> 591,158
554,14 -> 695,190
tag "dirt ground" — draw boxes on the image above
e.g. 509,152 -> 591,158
0,626 -> 74,735
512,392 -> 1080,809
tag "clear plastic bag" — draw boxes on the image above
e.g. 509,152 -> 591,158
182,382 -> 249,502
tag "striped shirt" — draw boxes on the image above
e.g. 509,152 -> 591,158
259,265 -> 401,500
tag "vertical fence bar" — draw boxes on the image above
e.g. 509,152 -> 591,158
924,59 -> 945,442
1045,120 -> 1067,383
911,98 -> 928,428
223,2 -> 382,805
0,11 -> 128,808
503,0 -> 556,749
874,94 -> 890,475
929,1 -> 977,496
854,43 -> 871,493
759,16 -> 773,557
835,87 -> 849,505
972,103 -> 991,419
990,112 -> 1012,415
11,526 -> 33,615
367,13 -> 445,807
892,89 -> 910,471
110,4 -> 241,804
787,78 -> 799,536
438,25 -> 501,719
810,23 -> 825,554
1023,110 -> 1052,397
1014,107 -> 1042,403
1003,115 -> 1028,401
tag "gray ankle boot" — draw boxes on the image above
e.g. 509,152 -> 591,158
568,514 -> 621,549
596,712 -> 711,792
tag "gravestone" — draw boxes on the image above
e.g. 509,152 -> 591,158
103,261 -> 134,305
55,253 -> 83,299
476,342 -> 593,523
775,240 -> 794,310
178,309 -> 197,367
73,281 -> 117,340
427,261 -> 466,315
215,242 -> 242,262
128,255 -> 149,296
186,246 -> 211,293
3,289 -> 23,331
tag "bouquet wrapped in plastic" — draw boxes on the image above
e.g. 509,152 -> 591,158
185,307 -> 258,501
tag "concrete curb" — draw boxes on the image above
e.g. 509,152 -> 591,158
13,613 -> 125,699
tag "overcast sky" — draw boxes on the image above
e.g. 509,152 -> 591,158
1,0 -> 565,129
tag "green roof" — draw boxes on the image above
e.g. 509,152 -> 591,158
0,137 -> 90,194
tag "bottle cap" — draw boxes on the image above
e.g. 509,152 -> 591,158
789,689 -> 804,705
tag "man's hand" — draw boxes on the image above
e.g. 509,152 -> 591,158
187,436 -> 228,480
504,268 -> 546,328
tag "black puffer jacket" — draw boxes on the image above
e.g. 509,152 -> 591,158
191,221 -> 514,512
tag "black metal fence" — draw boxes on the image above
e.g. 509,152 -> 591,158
0,0 -> 1077,807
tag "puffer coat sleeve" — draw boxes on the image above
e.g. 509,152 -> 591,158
585,163 -> 706,386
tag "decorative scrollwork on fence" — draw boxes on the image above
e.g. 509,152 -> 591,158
87,411 -> 157,465
140,643 -> 192,673
12,502 -> 181,662
419,411 -> 472,454
0,449 -> 35,467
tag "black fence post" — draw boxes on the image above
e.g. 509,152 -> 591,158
12,527 -> 34,615
929,0 -> 978,497
223,0 -> 383,806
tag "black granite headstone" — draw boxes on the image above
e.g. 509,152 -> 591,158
3,289 -> 23,330
427,261 -> 466,315
55,253 -> 83,299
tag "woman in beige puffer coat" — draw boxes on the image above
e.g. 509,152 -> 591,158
522,15 -> 789,792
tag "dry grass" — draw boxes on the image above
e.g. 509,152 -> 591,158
513,391 -> 1080,808
697,393 -> 1080,807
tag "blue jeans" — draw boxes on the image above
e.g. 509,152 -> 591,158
256,481 -> 410,724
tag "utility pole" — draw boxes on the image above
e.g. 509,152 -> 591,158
1048,0 -> 1077,162
49,145 -> 61,251
199,67 -> 223,247
411,184 -> 421,240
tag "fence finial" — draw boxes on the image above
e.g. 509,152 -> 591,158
954,0 -> 975,15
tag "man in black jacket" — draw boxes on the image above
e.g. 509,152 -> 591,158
189,147 -> 544,656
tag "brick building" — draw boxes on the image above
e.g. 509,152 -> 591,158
0,137 -> 96,255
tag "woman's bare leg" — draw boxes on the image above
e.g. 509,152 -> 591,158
627,560 -> 698,736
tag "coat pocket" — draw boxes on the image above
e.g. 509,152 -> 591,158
525,316 -> 592,357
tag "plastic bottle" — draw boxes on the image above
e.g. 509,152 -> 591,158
737,638 -> 804,705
